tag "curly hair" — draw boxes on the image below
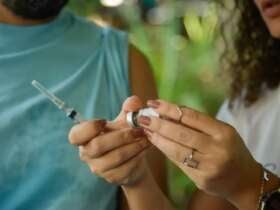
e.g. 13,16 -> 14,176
222,0 -> 280,106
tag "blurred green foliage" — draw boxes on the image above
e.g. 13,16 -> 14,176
68,0 -> 97,14
69,1 -> 226,209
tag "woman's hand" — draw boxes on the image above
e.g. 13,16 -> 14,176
68,96 -> 150,186
139,99 -> 262,210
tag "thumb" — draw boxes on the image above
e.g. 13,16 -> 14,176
108,96 -> 144,130
116,95 -> 144,121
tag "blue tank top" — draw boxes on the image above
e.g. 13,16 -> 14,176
0,10 -> 130,210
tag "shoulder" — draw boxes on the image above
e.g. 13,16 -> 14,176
67,10 -> 128,43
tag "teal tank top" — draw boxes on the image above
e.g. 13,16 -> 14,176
0,10 -> 130,210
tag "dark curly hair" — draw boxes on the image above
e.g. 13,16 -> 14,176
221,1 -> 280,106
2,0 -> 69,19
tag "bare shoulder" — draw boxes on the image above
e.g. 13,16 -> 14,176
129,44 -> 158,101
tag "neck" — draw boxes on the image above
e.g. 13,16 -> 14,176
0,4 -> 54,26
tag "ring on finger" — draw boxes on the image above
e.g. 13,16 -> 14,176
183,148 -> 199,169
176,106 -> 184,123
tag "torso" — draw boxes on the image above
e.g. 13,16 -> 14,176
0,10 -> 130,210
217,86 -> 280,175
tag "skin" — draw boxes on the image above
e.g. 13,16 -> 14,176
69,47 -> 168,209
129,46 -> 167,195
70,48 -> 167,209
70,1 -> 280,209
3,0 -> 275,209
141,100 -> 280,210
0,3 -> 167,210
188,0 -> 280,209
254,0 -> 280,38
68,35 -> 167,210
101,99 -> 279,210
69,96 -> 173,210
76,97 -> 279,210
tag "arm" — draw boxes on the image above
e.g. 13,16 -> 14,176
119,45 -> 168,210
122,167 -> 175,210
188,170 -> 280,210
129,45 -> 167,193
188,190 -> 237,210
69,44 -> 168,210
137,99 -> 280,210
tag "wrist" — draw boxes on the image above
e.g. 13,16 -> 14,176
228,163 -> 280,210
121,169 -> 174,210
262,170 -> 280,195
260,170 -> 280,210
228,162 -> 262,210
120,159 -> 151,189
121,167 -> 153,191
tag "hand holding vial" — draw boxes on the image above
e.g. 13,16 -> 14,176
70,96 -> 278,210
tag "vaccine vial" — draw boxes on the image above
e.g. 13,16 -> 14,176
126,108 -> 159,128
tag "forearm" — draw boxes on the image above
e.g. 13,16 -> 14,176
229,167 -> 280,210
121,170 -> 175,210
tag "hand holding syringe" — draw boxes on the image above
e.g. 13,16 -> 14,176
32,82 -> 154,186
67,95 -> 153,187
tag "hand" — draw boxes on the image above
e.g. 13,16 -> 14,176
68,96 -> 151,186
139,99 -> 261,210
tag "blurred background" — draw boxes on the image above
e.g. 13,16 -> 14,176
69,0 -> 226,209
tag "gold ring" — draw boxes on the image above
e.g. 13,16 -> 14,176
183,149 -> 199,169
176,106 -> 183,123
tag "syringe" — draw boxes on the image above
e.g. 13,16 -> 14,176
31,80 -> 83,124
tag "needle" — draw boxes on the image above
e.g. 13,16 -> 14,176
31,80 -> 83,123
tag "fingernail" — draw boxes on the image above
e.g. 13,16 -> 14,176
147,100 -> 161,109
132,128 -> 144,137
138,116 -> 151,126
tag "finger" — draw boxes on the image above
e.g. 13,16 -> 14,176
69,120 -> 106,145
147,100 -> 222,136
101,150 -> 146,185
146,130 -> 205,186
146,131 -> 205,170
108,96 -> 144,131
139,116 -> 210,153
146,130 -> 212,191
87,140 -> 149,174
80,128 -> 145,158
